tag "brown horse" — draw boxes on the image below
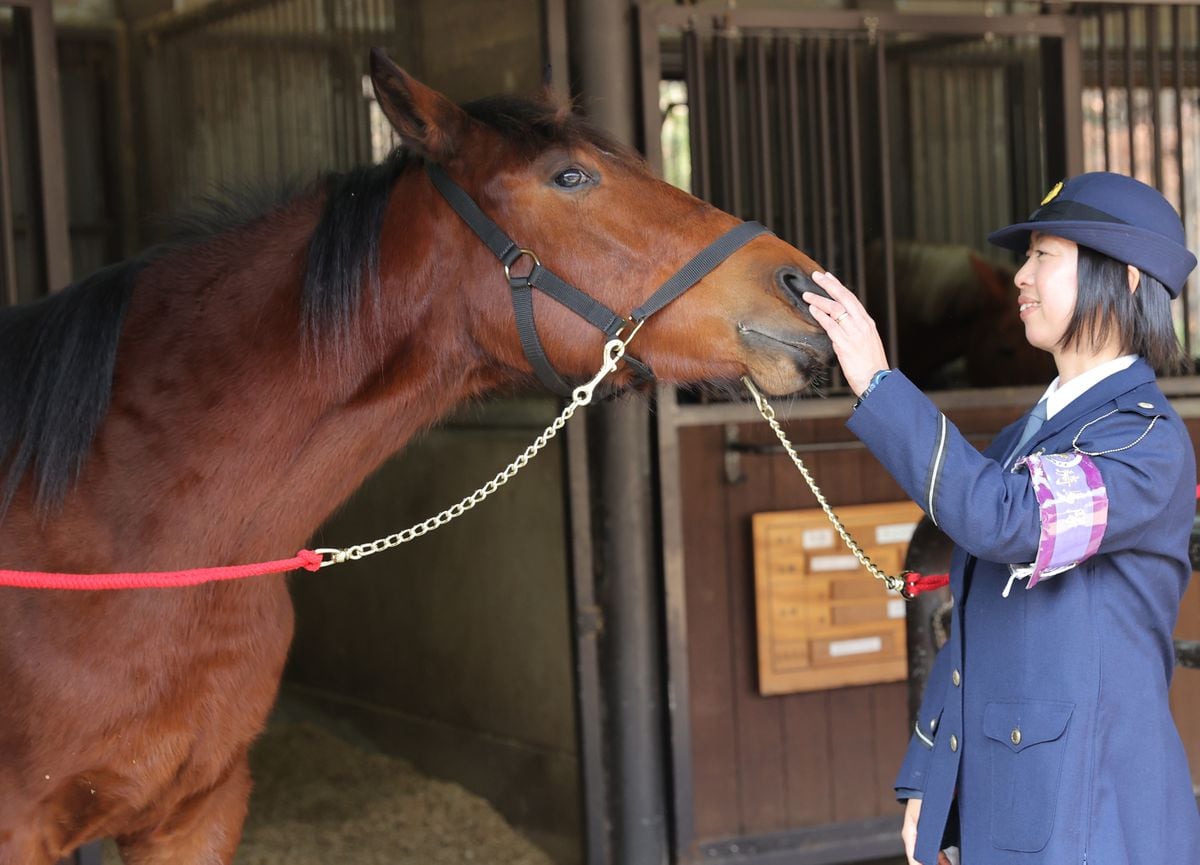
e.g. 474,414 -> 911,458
0,51 -> 830,864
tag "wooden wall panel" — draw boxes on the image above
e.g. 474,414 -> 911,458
679,425 -> 740,840
726,422 -> 789,834
780,692 -> 833,825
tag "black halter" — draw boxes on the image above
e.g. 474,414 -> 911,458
425,162 -> 771,396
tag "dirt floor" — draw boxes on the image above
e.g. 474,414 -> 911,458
99,715 -> 554,865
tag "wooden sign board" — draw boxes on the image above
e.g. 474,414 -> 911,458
752,501 -> 924,695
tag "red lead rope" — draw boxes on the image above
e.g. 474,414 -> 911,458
6,487 -> 1200,592
903,571 -> 951,597
0,550 -> 323,590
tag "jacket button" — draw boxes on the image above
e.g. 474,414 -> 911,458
929,717 -> 938,733
949,734 -> 959,752
952,669 -> 961,687
1138,401 -> 1154,409
1011,727 -> 1022,746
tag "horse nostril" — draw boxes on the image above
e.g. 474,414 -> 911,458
775,266 -> 829,310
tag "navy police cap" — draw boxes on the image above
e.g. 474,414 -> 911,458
987,171 -> 1197,298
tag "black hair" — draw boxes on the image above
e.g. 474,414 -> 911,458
1061,244 -> 1189,374
0,261 -> 141,516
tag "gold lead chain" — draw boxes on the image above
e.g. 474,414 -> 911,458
742,376 -> 908,596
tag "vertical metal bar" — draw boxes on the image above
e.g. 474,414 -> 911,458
746,35 -> 767,224
876,34 -> 898,365
1173,3 -> 1190,358
114,22 -> 140,256
848,37 -> 865,302
652,382 -> 695,862
683,26 -> 710,202
911,64 -> 927,241
817,37 -> 834,268
21,0 -> 71,293
984,61 -> 998,237
834,37 -> 851,280
1099,8 -> 1111,172
715,28 -> 740,214
973,69 -> 988,253
1125,4 -> 1136,176
805,38 -> 822,258
773,35 -> 792,243
0,42 -> 19,306
1062,15 -> 1084,177
637,2 -> 665,178
563,412 -> 610,865
785,36 -> 805,249
753,36 -> 771,227
943,63 -> 958,244
1149,4 -> 1162,189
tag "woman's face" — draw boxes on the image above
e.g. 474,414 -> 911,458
1014,231 -> 1079,353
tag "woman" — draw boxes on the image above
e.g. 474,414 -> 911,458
802,172 -> 1200,865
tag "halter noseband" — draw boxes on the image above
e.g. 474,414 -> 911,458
425,162 -> 771,396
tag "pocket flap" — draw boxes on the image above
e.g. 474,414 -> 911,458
983,700 -> 1074,753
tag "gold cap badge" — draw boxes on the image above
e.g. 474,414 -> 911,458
1041,181 -> 1064,206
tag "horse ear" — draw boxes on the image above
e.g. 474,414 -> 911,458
369,48 -> 464,161
968,251 -> 1011,306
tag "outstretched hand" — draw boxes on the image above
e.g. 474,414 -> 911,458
801,272 -> 891,397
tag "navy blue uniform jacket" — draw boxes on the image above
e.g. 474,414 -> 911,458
847,359 -> 1200,864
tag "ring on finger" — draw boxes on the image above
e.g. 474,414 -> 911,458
834,311 -> 850,324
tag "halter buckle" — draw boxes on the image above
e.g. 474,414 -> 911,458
616,316 -> 646,345
503,248 -> 541,285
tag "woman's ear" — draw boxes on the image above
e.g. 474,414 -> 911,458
1127,264 -> 1141,294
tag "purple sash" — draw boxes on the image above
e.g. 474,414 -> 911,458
1008,451 -> 1109,592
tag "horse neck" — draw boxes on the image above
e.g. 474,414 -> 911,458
63,173 -> 504,570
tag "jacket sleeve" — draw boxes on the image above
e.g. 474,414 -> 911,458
894,636 -> 953,799
847,371 -> 1188,575
846,371 -> 1041,564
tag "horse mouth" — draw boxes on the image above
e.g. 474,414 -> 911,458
738,322 -> 833,394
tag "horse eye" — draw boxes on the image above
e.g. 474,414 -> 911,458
554,168 -> 592,189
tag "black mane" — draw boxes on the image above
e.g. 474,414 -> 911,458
0,92 -> 624,517
0,262 -> 141,515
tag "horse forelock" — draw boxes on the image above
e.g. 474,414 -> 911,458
461,93 -> 643,167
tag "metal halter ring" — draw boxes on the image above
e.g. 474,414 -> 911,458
503,248 -> 541,282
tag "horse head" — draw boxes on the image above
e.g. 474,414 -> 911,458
368,50 -> 832,397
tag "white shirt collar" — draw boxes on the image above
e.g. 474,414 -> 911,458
1038,355 -> 1138,420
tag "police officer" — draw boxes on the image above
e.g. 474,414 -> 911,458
803,172 -> 1200,864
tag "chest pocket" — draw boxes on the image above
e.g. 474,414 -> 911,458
983,699 -> 1075,852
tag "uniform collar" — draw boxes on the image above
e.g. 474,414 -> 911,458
1026,356 -> 1158,449
1038,354 -> 1138,420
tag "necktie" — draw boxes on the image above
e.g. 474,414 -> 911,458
1005,399 -> 1048,465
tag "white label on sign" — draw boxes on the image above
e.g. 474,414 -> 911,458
828,636 -> 884,658
887,599 -> 907,619
809,554 -> 860,573
876,522 -> 918,545
802,528 -> 834,549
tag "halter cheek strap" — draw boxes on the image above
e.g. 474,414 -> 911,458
425,162 -> 771,396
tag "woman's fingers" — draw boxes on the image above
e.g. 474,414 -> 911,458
800,270 -> 890,396
812,270 -> 868,315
